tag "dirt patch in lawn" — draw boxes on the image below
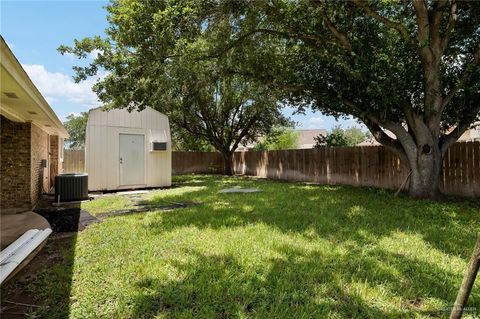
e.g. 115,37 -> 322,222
95,201 -> 202,218
0,233 -> 77,318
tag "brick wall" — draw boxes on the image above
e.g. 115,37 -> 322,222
31,123 -> 50,205
0,116 -> 32,210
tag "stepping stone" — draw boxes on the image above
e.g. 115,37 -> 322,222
219,187 -> 262,193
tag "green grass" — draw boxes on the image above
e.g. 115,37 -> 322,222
82,194 -> 134,215
18,175 -> 480,318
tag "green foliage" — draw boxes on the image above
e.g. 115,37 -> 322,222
58,0 -> 480,195
63,112 -> 88,149
59,1 -> 289,161
254,127 -> 299,151
315,126 -> 370,147
172,129 -> 215,152
15,175 -> 480,318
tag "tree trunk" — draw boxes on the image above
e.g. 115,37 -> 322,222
450,235 -> 480,319
406,144 -> 443,199
221,151 -> 234,176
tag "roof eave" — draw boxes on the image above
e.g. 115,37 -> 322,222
1,37 -> 69,138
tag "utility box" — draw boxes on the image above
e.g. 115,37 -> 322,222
151,141 -> 167,151
85,106 -> 172,191
55,173 -> 89,202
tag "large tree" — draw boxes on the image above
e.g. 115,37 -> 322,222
60,0 -> 479,197
157,58 -> 289,175
204,0 -> 480,199
59,1 -> 288,175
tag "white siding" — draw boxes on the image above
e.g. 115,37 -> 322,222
86,107 -> 171,191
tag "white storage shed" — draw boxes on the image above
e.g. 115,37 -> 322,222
85,106 -> 171,191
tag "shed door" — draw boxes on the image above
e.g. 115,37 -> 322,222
119,134 -> 145,186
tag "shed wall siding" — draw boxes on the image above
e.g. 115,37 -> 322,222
86,107 -> 171,191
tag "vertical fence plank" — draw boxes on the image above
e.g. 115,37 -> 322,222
473,142 -> 480,197
63,149 -> 86,173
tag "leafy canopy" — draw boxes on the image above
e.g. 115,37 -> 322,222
58,1 -> 289,162
58,0 -> 480,192
187,1 -> 480,160
254,127 -> 300,151
63,112 -> 88,149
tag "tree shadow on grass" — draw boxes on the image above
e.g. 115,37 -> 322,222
134,175 -> 479,316
129,248 -> 396,318
146,176 -> 479,259
127,241 -> 475,319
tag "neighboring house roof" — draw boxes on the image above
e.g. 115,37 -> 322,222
357,129 -> 396,146
0,37 -> 68,138
356,138 -> 379,146
296,129 -> 327,149
457,123 -> 480,141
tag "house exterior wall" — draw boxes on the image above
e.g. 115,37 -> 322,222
30,123 -> 50,205
49,135 -> 59,187
0,116 -> 32,211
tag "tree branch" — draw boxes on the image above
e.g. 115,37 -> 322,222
352,0 -> 414,45
208,28 -> 338,59
441,0 -> 457,51
331,94 -> 416,165
430,0 -> 447,51
310,1 -> 353,52
231,115 -> 259,152
413,0 -> 430,44
363,118 -> 409,165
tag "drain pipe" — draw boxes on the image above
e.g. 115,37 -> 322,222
0,228 -> 52,284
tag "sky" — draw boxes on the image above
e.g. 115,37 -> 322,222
1,0 -> 361,131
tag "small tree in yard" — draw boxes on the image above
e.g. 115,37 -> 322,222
159,59 -> 288,175
63,112 -> 88,149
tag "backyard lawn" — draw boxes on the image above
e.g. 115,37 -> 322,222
10,175 -> 480,318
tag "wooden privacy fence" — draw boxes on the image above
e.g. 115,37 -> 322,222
173,141 -> 480,197
65,142 -> 479,197
63,149 -> 224,174
63,149 -> 224,175
172,151 -> 223,174
63,149 -> 85,173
